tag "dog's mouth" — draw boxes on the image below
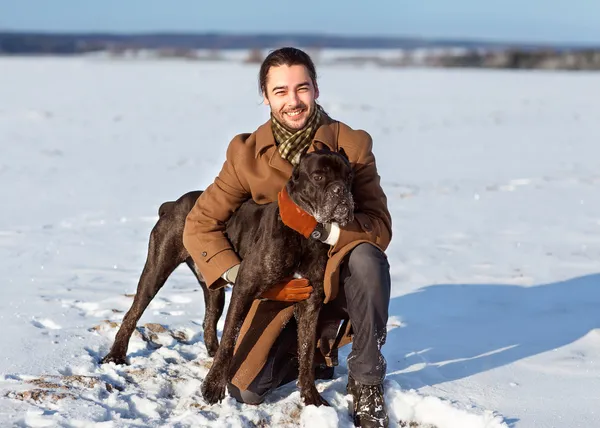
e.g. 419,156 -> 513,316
313,193 -> 354,227
333,202 -> 354,226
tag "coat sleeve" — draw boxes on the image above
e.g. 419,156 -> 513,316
182,135 -> 250,288
329,131 -> 392,255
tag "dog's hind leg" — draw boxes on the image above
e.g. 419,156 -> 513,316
101,213 -> 185,365
295,289 -> 330,407
185,258 -> 225,357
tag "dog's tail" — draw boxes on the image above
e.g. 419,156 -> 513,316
158,191 -> 204,218
158,201 -> 176,217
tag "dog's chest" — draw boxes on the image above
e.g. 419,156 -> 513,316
292,243 -> 329,280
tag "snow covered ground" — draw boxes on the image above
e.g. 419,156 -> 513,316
1,56 -> 599,427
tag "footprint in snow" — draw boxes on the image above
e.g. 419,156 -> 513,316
31,318 -> 62,330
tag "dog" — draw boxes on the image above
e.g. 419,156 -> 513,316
101,149 -> 354,407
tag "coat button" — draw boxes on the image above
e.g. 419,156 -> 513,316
202,251 -> 207,257
364,222 -> 372,231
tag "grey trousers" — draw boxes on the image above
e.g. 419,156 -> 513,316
228,243 -> 391,405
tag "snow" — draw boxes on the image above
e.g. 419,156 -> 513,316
1,56 -> 599,427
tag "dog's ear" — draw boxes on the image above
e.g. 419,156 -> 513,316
290,162 -> 301,189
297,148 -> 310,164
315,143 -> 331,153
338,147 -> 349,161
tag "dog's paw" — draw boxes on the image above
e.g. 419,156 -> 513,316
301,386 -> 330,407
100,353 -> 128,365
201,371 -> 227,404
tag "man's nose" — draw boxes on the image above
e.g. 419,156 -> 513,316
288,91 -> 301,106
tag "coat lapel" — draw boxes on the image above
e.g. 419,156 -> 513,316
268,147 -> 293,176
311,115 -> 339,153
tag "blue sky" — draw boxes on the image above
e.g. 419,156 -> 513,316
1,0 -> 599,45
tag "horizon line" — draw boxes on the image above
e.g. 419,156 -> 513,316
1,29 -> 599,48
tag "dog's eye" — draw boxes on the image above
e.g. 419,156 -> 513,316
313,174 -> 323,182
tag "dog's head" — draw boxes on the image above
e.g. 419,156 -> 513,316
286,149 -> 355,226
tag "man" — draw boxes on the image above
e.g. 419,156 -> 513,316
183,47 -> 392,428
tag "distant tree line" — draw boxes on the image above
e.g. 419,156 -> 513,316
2,32 -> 599,70
426,48 -> 600,70
0,31 -> 575,54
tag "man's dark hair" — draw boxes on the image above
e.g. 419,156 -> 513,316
258,47 -> 318,95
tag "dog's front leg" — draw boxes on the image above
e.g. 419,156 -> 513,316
200,265 -> 262,404
295,289 -> 329,407
185,259 -> 224,357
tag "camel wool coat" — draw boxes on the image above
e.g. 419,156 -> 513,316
182,113 -> 392,390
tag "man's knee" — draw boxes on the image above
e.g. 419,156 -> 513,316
228,382 -> 267,405
345,243 -> 390,297
347,242 -> 388,268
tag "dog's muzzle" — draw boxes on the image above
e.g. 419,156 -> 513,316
333,201 -> 354,226
326,183 -> 354,226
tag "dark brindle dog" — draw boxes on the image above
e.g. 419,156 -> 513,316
101,150 -> 354,407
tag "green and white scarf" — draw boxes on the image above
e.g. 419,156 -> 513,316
271,104 -> 322,166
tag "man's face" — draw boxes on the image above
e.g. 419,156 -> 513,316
263,64 -> 319,131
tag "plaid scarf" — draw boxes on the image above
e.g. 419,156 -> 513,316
271,104 -> 322,166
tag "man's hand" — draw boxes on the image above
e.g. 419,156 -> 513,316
277,187 -> 341,246
310,222 -> 341,245
278,187 -> 318,238
222,265 -> 313,302
260,277 -> 313,302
